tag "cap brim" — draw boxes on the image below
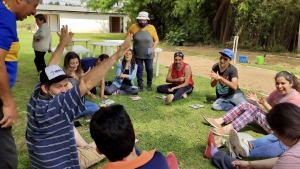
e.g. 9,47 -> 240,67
49,75 -> 72,83
136,17 -> 150,20
219,52 -> 231,59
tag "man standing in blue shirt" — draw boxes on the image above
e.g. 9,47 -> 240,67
0,0 -> 40,168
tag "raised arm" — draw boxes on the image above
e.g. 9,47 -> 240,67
79,34 -> 133,96
48,25 -> 73,66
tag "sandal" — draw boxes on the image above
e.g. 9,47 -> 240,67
211,127 -> 229,136
203,116 -> 222,128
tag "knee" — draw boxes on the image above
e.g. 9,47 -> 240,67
212,102 -> 222,111
104,89 -> 114,95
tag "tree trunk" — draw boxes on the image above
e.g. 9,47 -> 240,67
220,9 -> 226,42
213,0 -> 230,34
222,3 -> 232,43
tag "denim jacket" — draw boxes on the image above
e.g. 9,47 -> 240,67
113,61 -> 138,88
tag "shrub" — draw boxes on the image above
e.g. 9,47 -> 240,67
165,30 -> 188,46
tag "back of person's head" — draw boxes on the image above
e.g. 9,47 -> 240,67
267,102 -> 300,141
90,104 -> 135,162
98,54 -> 109,61
275,71 -> 300,92
63,52 -> 83,76
34,14 -> 46,23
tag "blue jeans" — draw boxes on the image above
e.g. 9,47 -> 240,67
249,134 -> 287,158
212,92 -> 247,111
77,101 -> 99,118
135,58 -> 153,87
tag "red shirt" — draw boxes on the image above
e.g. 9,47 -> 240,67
171,62 -> 194,87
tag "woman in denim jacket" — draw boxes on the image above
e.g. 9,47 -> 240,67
105,49 -> 139,95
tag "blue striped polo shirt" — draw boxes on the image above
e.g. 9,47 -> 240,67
26,83 -> 86,169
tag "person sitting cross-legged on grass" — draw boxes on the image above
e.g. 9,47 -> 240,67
210,48 -> 247,111
204,71 -> 300,136
26,26 -> 133,168
205,103 -> 300,169
104,49 -> 139,95
90,104 -> 179,169
157,52 -> 194,105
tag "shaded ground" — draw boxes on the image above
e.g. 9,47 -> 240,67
155,46 -> 300,95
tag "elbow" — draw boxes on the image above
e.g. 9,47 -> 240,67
232,85 -> 238,90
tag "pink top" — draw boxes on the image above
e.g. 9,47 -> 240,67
273,141 -> 300,169
267,89 -> 300,107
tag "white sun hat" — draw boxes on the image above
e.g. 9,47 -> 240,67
136,11 -> 150,20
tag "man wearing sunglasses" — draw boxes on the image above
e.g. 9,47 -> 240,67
210,48 -> 247,111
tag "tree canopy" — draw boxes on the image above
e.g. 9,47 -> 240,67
83,0 -> 300,52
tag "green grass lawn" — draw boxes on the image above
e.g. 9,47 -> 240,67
14,31 -> 267,169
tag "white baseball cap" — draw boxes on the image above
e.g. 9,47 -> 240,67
39,65 -> 71,84
136,11 -> 150,20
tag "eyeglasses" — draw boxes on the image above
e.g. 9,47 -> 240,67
174,52 -> 184,58
219,56 -> 229,61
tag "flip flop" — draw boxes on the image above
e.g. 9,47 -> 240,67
211,127 -> 229,137
203,116 -> 222,128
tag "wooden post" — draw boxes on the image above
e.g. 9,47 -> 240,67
232,36 -> 239,64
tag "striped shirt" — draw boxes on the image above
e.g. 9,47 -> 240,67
26,83 -> 86,169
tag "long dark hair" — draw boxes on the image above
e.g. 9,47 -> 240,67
63,52 -> 83,77
122,50 -> 135,72
275,71 -> 300,92
267,103 -> 300,141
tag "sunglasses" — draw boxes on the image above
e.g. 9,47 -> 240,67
174,52 -> 184,58
219,56 -> 229,61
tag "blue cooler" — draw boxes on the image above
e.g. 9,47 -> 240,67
238,55 -> 248,63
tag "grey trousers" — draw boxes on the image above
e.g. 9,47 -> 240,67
0,100 -> 18,169
105,84 -> 139,95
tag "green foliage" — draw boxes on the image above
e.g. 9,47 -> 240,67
165,30 -> 188,46
83,0 -> 300,52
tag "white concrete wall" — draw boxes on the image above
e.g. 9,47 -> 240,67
59,13 -> 110,33
37,10 -> 128,33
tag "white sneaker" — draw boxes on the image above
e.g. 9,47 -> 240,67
229,129 -> 250,157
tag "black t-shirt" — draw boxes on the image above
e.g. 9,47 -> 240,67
212,63 -> 241,98
121,69 -> 132,87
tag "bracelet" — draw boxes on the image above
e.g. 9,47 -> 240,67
248,161 -> 254,169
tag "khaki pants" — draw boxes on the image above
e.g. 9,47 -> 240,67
78,145 -> 106,169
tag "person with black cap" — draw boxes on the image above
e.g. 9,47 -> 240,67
26,25 -> 133,169
209,48 -> 247,111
